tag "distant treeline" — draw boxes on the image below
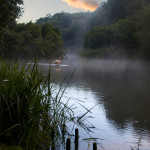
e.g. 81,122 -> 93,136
36,0 -> 150,59
83,0 -> 150,59
1,0 -> 150,59
0,1 -> 63,59
36,12 -> 92,50
1,22 -> 63,59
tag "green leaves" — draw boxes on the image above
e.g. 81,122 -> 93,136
137,4 -> 150,59
84,27 -> 113,49
0,0 -> 23,42
1,22 -> 63,59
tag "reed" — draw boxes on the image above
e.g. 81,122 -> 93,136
0,59 -> 76,150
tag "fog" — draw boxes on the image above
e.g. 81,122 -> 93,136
37,54 -> 150,149
63,53 -> 149,80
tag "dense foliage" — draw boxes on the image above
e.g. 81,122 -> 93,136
137,5 -> 150,58
0,1 -> 63,59
83,0 -> 150,59
90,0 -> 150,26
0,22 -> 63,59
36,12 -> 91,50
36,0 -> 150,59
84,27 -> 113,49
1,0 -> 150,59
0,0 -> 23,45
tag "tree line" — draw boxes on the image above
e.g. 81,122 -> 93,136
2,22 -> 63,58
36,0 -> 150,59
0,0 -> 63,59
1,0 -> 150,59
36,12 -> 92,50
83,0 -> 150,59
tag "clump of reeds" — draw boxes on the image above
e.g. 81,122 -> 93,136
0,60 -> 76,150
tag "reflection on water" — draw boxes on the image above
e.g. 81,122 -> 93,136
38,55 -> 150,150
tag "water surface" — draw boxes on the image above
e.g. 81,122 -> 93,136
40,55 -> 150,150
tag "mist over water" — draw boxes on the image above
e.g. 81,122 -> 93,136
39,54 -> 150,149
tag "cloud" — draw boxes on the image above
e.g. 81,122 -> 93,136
62,0 -> 99,11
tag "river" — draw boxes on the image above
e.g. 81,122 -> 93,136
39,54 -> 150,150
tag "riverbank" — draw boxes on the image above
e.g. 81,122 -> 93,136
0,59 -> 91,150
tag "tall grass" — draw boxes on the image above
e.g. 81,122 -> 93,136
0,60 -> 77,150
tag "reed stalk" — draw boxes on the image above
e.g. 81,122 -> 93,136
0,60 -> 75,150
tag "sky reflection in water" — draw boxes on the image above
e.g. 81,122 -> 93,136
39,56 -> 150,150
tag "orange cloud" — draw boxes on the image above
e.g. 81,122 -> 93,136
62,0 -> 99,11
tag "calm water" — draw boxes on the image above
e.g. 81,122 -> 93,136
39,54 -> 150,150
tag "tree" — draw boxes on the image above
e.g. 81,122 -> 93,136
138,4 -> 150,58
103,0 -> 126,24
36,12 -> 91,49
112,19 -> 139,49
36,14 -> 52,25
1,22 -> 63,59
84,27 -> 113,49
83,0 -> 150,58
41,23 -> 63,58
0,0 -> 23,41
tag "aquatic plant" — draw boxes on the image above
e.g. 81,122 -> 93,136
0,60 -> 76,150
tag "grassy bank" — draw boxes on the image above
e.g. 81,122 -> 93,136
0,60 -> 80,150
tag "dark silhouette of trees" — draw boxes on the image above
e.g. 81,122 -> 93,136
83,0 -> 150,59
1,22 -> 63,58
0,0 -> 23,43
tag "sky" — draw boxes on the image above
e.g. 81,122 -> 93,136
18,0 -> 104,23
